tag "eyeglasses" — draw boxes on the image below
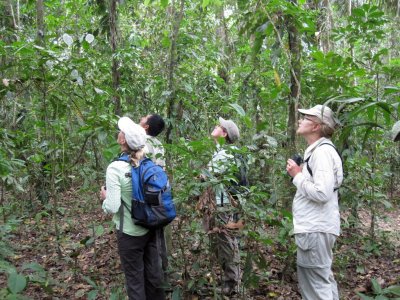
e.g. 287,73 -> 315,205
301,116 -> 320,124
216,124 -> 227,133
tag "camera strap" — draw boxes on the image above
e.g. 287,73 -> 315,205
304,143 -> 343,191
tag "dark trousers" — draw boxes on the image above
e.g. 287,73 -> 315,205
117,230 -> 165,300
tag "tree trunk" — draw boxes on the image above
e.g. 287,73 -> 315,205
165,0 -> 185,144
320,0 -> 334,53
287,1 -> 301,150
216,5 -> 231,86
346,0 -> 352,17
6,0 -> 17,30
36,0 -> 44,44
110,0 -> 121,116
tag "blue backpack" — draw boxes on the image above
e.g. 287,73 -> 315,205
118,154 -> 176,230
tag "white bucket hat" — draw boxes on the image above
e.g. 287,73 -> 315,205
298,105 -> 337,129
219,117 -> 240,142
118,117 -> 147,150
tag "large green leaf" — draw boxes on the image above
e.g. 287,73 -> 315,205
229,103 -> 246,117
7,273 -> 27,294
384,285 -> 400,296
348,102 -> 392,121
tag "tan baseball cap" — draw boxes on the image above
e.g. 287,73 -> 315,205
298,105 -> 337,129
219,117 -> 240,142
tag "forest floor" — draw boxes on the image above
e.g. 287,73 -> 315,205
1,190 -> 400,299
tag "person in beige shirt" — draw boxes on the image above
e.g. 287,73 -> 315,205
139,114 -> 165,167
287,105 -> 343,300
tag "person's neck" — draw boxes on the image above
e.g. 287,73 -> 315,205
120,145 -> 129,153
305,134 -> 323,146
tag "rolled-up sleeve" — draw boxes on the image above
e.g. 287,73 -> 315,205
102,163 -> 122,214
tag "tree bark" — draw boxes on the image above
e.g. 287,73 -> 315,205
36,0 -> 44,44
165,0 -> 185,144
320,0 -> 334,53
110,0 -> 121,116
216,5 -> 231,86
346,0 -> 352,17
6,0 -> 17,30
287,1 -> 301,149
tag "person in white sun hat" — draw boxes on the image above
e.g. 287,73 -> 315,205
286,105 -> 343,300
100,117 -> 165,300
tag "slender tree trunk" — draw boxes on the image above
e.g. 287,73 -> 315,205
216,5 -> 231,86
7,0 -> 17,30
287,0 -> 301,149
36,0 -> 44,44
110,0 -> 121,116
16,0 -> 20,29
320,0 -> 334,53
346,0 -> 352,17
165,0 -> 185,144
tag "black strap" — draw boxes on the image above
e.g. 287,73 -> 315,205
304,143 -> 342,177
304,143 -> 343,191
156,228 -> 168,273
119,201 -> 124,236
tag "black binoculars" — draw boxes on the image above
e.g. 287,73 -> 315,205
291,154 -> 304,166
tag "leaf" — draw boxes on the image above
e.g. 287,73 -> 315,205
384,285 -> 400,296
21,262 -> 44,273
383,86 -> 400,96
62,33 -> 73,46
87,290 -> 98,300
371,278 -> 383,294
76,77 -> 83,86
160,0 -> 168,8
374,296 -> 389,300
229,103 -> 246,116
71,69 -> 79,79
348,102 -> 391,120
95,224 -> 105,236
161,36 -> 171,48
83,276 -> 98,288
7,273 -> 27,294
252,32 -> 264,60
171,287 -> 182,300
328,97 -> 365,104
355,292 -> 374,300
94,87 -> 104,94
273,69 -> 281,87
202,0 -> 210,8
0,261 -> 16,274
356,265 -> 365,274
85,34 -> 95,44
266,136 -> 278,148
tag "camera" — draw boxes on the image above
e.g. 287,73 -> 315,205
292,154 -> 304,166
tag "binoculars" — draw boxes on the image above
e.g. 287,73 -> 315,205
291,154 -> 304,166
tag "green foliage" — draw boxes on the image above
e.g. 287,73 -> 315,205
0,0 -> 399,297
357,278 -> 400,300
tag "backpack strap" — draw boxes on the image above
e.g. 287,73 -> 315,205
304,142 -> 343,191
114,152 -> 129,162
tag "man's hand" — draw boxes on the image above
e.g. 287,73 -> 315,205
100,186 -> 107,201
286,158 -> 302,178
